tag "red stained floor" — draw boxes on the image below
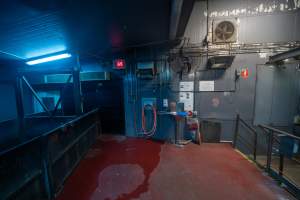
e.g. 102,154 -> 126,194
56,135 -> 294,200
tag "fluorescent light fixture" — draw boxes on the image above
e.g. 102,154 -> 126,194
26,53 -> 72,65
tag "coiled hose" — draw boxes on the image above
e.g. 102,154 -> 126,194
141,104 -> 157,137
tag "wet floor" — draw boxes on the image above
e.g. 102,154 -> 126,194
56,135 -> 294,200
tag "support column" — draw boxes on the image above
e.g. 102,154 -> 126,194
73,54 -> 83,115
15,76 -> 25,138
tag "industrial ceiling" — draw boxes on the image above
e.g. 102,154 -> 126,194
0,0 -> 195,61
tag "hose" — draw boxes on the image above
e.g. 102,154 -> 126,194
142,104 -> 157,137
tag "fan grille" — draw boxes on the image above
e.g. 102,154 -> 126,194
214,21 -> 235,41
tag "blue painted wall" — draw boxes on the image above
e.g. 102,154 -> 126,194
0,84 -> 17,122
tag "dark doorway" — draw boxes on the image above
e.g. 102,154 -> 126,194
81,77 -> 125,134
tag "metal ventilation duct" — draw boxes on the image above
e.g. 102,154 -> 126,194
207,56 -> 235,70
267,47 -> 300,64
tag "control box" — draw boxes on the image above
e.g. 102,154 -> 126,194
141,97 -> 156,107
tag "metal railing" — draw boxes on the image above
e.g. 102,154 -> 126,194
233,114 -> 258,161
259,124 -> 300,197
0,109 -> 101,200
234,114 -> 300,199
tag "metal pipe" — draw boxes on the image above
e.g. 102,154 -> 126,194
22,76 -> 51,116
206,0 -> 209,60
268,47 -> 300,64
259,124 -> 300,141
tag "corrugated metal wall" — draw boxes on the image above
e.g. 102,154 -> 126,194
123,0 -> 300,141
185,0 -> 300,44
180,0 -> 300,140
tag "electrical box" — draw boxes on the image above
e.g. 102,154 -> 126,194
142,97 -> 156,107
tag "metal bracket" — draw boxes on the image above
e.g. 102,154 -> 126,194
22,76 -> 52,116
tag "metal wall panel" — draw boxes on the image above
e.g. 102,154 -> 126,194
184,0 -> 300,44
254,64 -> 300,126
0,84 -> 17,122
180,0 -> 300,140
122,0 -> 300,141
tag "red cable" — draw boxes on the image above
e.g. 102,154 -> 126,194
142,104 -> 157,137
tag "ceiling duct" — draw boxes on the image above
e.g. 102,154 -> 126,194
207,56 -> 235,70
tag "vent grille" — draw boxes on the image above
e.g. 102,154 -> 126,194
213,20 -> 237,43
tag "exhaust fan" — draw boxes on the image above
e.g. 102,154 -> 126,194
212,20 -> 237,44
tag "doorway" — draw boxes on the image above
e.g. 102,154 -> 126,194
81,77 -> 125,134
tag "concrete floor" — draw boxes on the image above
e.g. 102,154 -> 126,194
56,135 -> 295,200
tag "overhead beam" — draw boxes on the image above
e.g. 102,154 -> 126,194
169,0 -> 196,40
169,0 -> 184,40
268,47 -> 300,64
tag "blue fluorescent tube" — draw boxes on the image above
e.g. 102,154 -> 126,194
26,53 -> 72,65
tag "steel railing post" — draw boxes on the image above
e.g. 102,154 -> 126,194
279,153 -> 284,177
266,130 -> 274,172
254,131 -> 257,161
233,114 -> 240,148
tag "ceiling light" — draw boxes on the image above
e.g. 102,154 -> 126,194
26,53 -> 72,65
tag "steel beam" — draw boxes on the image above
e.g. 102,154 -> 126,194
73,54 -> 83,115
268,47 -> 300,64
51,74 -> 73,117
169,0 -> 184,40
22,76 -> 52,116
18,70 -> 73,76
15,76 -> 25,136
169,0 -> 195,40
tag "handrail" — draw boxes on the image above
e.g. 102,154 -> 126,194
239,118 -> 257,136
234,114 -> 258,161
259,124 -> 300,141
42,108 -> 98,137
235,114 -> 300,197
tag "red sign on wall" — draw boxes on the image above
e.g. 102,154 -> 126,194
241,68 -> 249,79
114,59 -> 126,69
